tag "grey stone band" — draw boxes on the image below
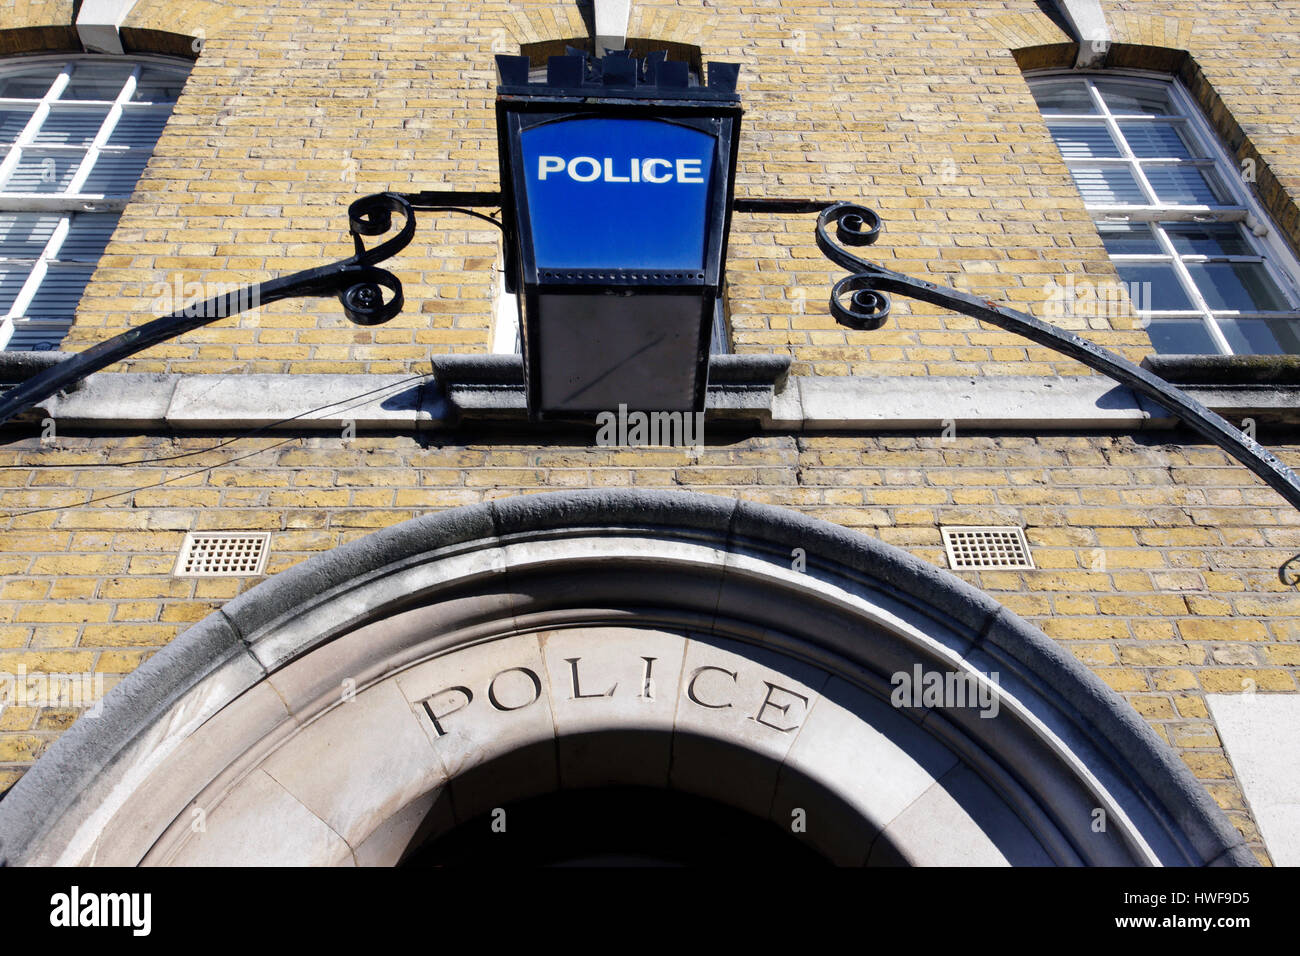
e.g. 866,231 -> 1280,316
6,358 -> 1300,431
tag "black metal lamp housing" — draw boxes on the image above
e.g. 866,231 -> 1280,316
495,51 -> 741,418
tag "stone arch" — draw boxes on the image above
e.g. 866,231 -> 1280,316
0,0 -> 221,60
0,490 -> 1251,866
0,1 -> 78,56
492,2 -> 712,74
490,3 -> 715,52
119,0 -> 228,60
494,4 -> 592,50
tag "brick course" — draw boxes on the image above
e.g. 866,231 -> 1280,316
1,429 -> 1297,862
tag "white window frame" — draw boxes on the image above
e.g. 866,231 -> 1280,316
0,54 -> 189,350
1029,69 -> 1300,356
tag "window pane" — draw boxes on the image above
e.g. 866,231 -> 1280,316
60,63 -> 133,101
107,107 -> 172,147
1030,80 -> 1097,114
1217,318 -> 1300,355
1113,262 -> 1196,310
1068,165 -> 1147,205
1144,319 -> 1221,354
1097,222 -> 1161,255
6,319 -> 71,351
57,212 -> 119,261
133,67 -> 187,103
1096,80 -> 1173,116
0,68 -> 60,99
1186,262 -> 1291,311
1164,222 -> 1254,257
0,213 -> 60,258
1119,121 -> 1197,159
0,265 -> 27,313
1,151 -> 83,192
80,152 -> 151,195
1047,122 -> 1119,159
32,105 -> 110,146
0,107 -> 35,146
1143,166 -> 1225,205
1268,320 -> 1300,353
23,264 -> 95,316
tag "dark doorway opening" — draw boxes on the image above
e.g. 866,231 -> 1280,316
402,786 -> 830,867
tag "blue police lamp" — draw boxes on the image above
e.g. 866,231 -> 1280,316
495,51 -> 741,418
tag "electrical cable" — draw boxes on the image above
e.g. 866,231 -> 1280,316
0,372 -> 434,518
0,434 -> 304,519
0,374 -> 427,468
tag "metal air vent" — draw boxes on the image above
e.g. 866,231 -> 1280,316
175,531 -> 270,576
941,526 -> 1034,571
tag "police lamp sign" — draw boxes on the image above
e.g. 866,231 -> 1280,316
520,117 -> 715,270
493,50 -> 741,417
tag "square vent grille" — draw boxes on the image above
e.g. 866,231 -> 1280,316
941,526 -> 1034,571
175,532 -> 270,577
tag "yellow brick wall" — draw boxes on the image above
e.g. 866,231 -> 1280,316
0,0 -> 76,53
5,0 -> 1300,868
1,430 -> 1297,862
0,0 -> 74,30
121,0 -> 228,35
52,0 -> 1300,377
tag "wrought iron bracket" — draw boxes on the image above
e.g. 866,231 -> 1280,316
0,192 -> 439,426
5,188 -> 1298,523
815,201 -> 1300,514
0,190 -> 827,426
1280,554 -> 1300,587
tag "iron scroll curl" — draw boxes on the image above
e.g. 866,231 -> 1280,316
814,200 -> 1300,515
3,187 -> 1300,524
815,203 -> 890,330
337,192 -> 415,324
0,192 -> 422,425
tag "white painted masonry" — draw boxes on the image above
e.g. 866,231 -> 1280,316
593,0 -> 632,57
1051,0 -> 1112,68
1206,694 -> 1300,867
19,371 -> 1299,431
75,0 -> 141,55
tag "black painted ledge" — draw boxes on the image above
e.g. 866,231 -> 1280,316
1141,353 -> 1300,386
428,353 -> 792,422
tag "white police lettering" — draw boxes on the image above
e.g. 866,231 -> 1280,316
536,155 -> 704,184
568,157 -> 601,182
537,156 -> 565,180
642,158 -> 672,183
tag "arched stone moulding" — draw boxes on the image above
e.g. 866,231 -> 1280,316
0,0 -> 221,59
118,0 -> 225,59
0,490 -> 1251,866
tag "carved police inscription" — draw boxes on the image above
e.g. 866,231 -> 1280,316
416,654 -> 811,737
